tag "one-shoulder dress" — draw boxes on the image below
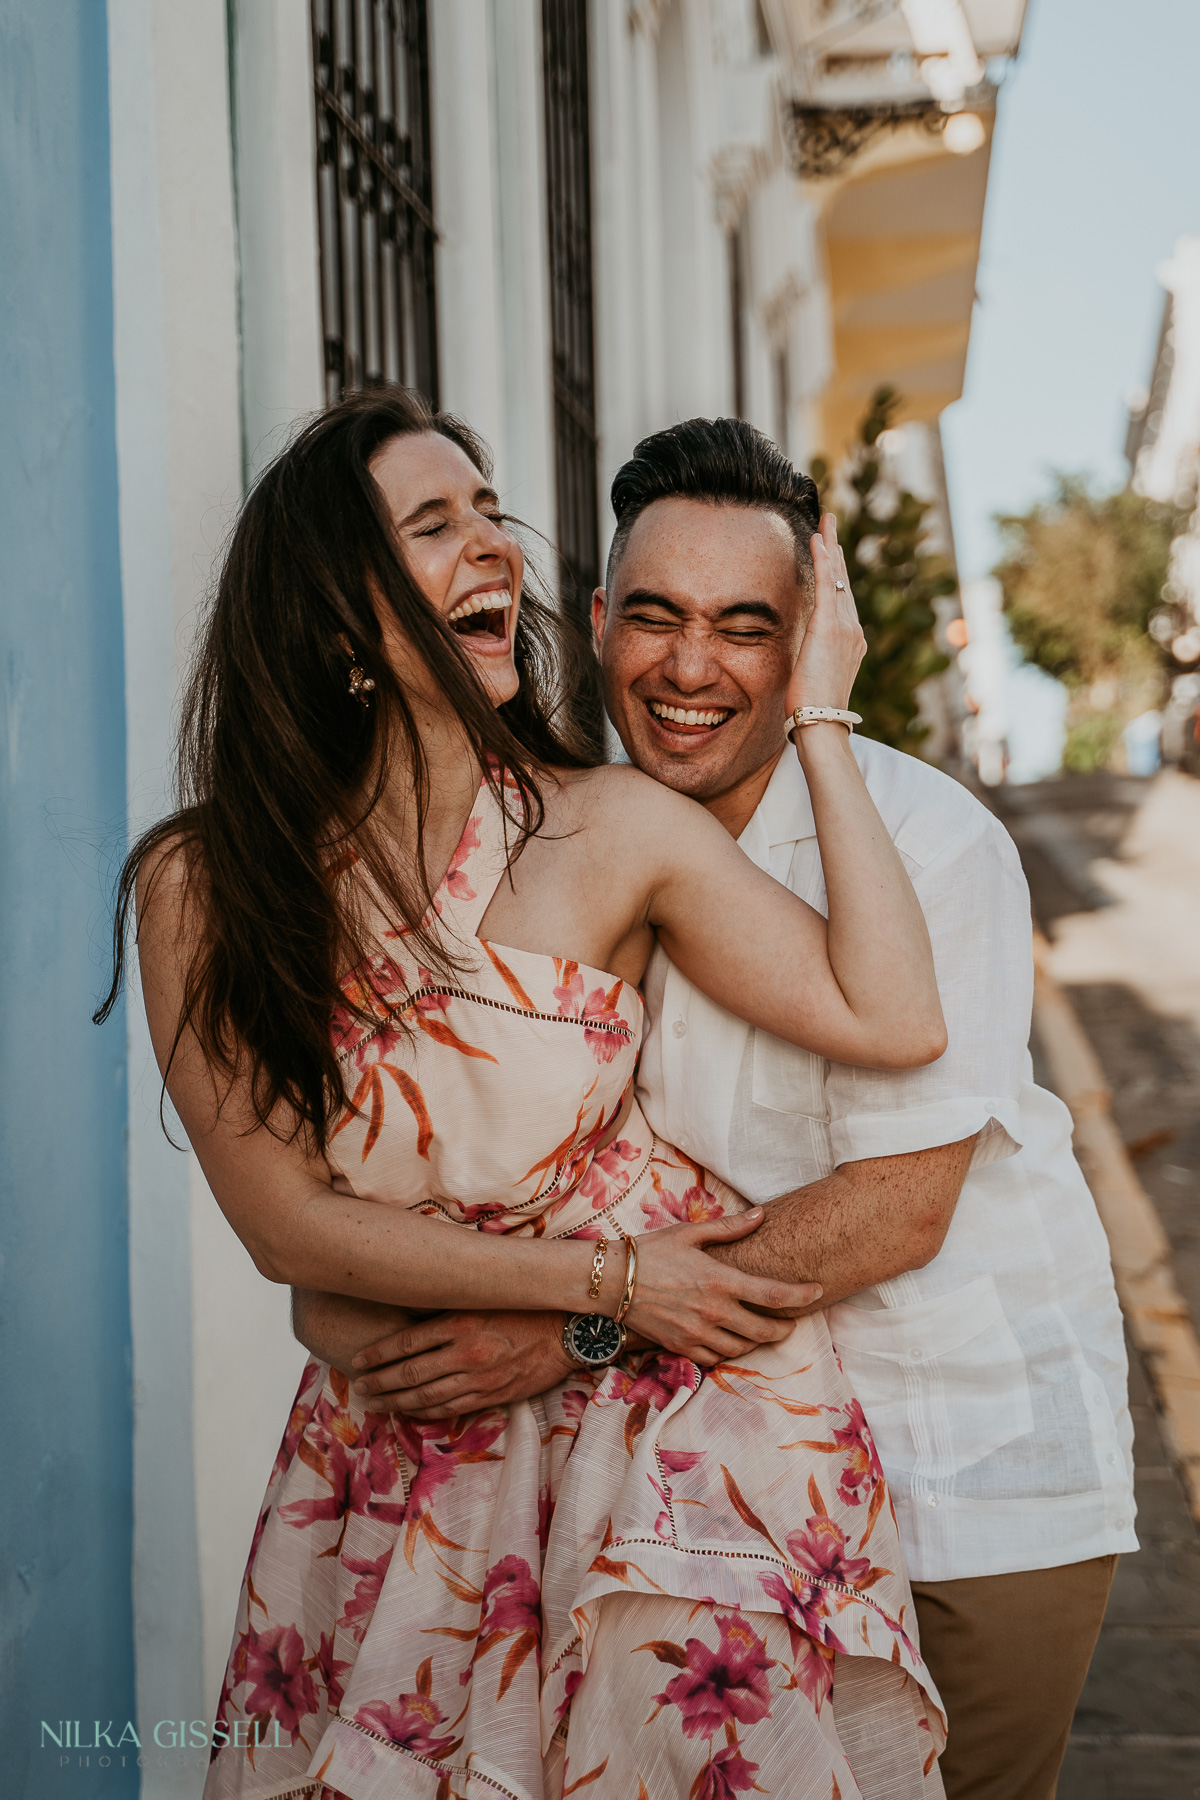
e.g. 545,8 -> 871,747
205,775 -> 946,1800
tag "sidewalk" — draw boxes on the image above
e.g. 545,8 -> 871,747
990,770 -> 1200,1795
1059,1344 -> 1200,1794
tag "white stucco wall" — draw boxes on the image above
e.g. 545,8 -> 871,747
109,3 -> 237,1781
231,0 -> 325,480
428,0 -> 508,470
489,0 -> 558,544
109,4 -> 313,1779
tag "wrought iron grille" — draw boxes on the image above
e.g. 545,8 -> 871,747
773,340 -> 790,454
542,0 -> 600,632
728,223 -> 747,419
312,0 -> 438,404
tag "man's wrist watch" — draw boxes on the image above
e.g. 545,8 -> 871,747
562,1311 -> 626,1369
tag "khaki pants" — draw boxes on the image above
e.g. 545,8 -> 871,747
913,1555 -> 1117,1800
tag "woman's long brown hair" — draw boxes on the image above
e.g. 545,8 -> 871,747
95,386 -> 597,1149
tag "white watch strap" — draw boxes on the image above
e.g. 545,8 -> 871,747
786,706 -> 862,739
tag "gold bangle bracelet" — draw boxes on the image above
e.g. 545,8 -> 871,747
587,1235 -> 608,1303
613,1233 -> 638,1325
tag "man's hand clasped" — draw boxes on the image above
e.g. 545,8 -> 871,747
351,1209 -> 822,1419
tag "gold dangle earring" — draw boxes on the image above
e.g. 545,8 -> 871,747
339,634 -> 375,708
336,632 -> 375,707
347,656 -> 375,708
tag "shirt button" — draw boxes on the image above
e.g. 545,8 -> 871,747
909,1347 -> 923,1360
1117,1515 -> 1129,1529
926,1495 -> 938,1507
1107,1452 -> 1116,1465
671,1019 -> 688,1039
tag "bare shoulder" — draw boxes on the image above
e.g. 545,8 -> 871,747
546,763 -> 718,849
134,831 -> 206,976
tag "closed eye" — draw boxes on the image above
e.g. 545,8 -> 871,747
626,610 -> 680,628
417,509 -> 506,539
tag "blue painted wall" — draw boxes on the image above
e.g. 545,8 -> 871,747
0,3 -> 137,1795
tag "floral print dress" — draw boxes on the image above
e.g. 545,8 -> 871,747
205,776 -> 946,1800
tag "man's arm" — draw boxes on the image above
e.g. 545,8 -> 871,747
704,1134 -> 978,1309
345,1134 -> 975,1416
291,1288 -> 414,1376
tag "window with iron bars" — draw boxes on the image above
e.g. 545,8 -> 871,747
312,0 -> 438,405
542,0 -> 603,748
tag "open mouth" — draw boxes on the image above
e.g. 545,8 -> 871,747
446,591 -> 511,644
646,699 -> 734,737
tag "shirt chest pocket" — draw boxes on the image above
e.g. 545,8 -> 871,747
750,1030 -> 828,1118
827,1276 -> 1034,1480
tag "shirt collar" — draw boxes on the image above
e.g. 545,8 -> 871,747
737,748 -> 816,867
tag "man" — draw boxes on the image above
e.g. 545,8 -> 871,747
295,419 -> 1135,1800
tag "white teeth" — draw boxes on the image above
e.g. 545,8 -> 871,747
648,701 -> 731,727
447,591 -> 511,623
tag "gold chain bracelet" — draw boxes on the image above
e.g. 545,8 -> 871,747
587,1235 -> 608,1302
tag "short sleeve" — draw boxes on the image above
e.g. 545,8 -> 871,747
826,807 -> 1033,1170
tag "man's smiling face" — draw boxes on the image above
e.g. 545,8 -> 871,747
594,496 -> 812,809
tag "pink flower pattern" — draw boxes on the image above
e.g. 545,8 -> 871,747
577,1135 -> 642,1209
553,960 -> 631,1064
310,1633 -> 353,1716
650,1610 -> 775,1739
479,1553 -> 541,1637
831,1397 -> 888,1506
240,1624 -> 318,1739
693,1743 -> 763,1800
355,1664 -> 459,1762
442,817 -> 481,901
203,777 -> 945,1800
786,1513 -> 874,1590
337,1549 -> 392,1644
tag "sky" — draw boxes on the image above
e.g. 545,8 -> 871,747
941,0 -> 1200,580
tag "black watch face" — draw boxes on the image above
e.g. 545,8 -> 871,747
568,1313 -> 623,1366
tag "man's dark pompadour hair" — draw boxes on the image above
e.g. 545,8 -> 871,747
606,417 -> 822,588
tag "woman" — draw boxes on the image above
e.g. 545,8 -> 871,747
110,387 -> 948,1799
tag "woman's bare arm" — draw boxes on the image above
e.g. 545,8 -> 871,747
135,851 -> 818,1360
660,748 -> 940,1068
610,749 -> 944,1071
617,529 -> 945,1070
292,1287 -> 411,1376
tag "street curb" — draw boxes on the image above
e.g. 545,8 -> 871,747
1032,931 -> 1200,1524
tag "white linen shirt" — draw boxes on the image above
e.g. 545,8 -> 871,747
637,737 -> 1137,1582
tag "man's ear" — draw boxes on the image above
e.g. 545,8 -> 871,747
591,587 -> 608,653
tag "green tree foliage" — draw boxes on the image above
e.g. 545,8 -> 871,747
813,388 -> 955,754
993,475 -> 1183,692
992,475 -> 1184,772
